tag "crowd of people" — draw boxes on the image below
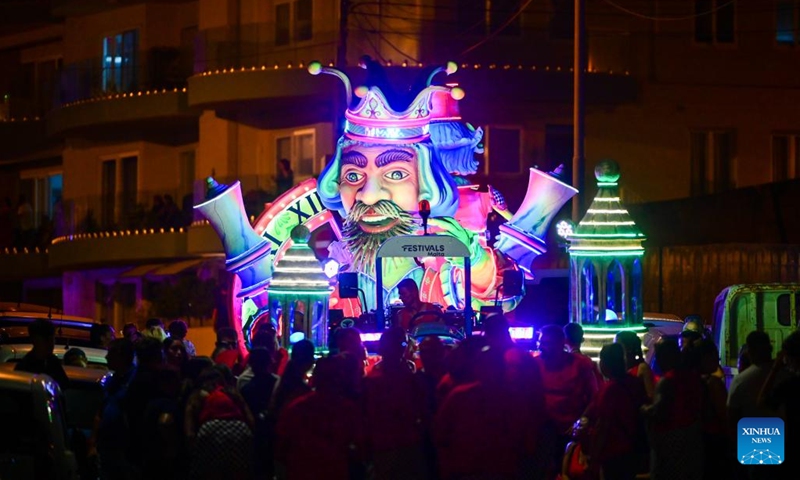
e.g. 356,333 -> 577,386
11,314 -> 800,480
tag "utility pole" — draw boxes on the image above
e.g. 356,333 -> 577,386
572,0 -> 586,221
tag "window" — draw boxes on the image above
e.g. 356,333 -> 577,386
275,1 -> 313,46
606,260 -> 624,322
19,170 -> 62,230
581,261 -> 599,324
772,134 -> 800,181
490,0 -> 524,36
276,130 -> 316,179
777,293 -> 792,327
695,0 -> 735,44
102,30 -> 138,92
275,3 -> 291,46
690,130 -> 735,196
295,0 -> 313,42
457,0 -> 523,36
776,1 -> 799,45
101,155 -> 138,228
486,127 -> 522,174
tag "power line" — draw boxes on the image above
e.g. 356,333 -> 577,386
601,0 -> 740,21
459,0 -> 536,57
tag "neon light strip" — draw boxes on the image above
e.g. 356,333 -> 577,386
274,267 -> 329,273
598,182 -> 618,187
569,251 -> 643,257
584,333 -> 647,341
279,254 -> 315,261
360,332 -> 382,342
579,221 -> 635,226
569,233 -> 644,238
270,279 -> 331,287
568,246 -> 645,251
583,325 -> 646,332
267,289 -> 333,295
586,209 -> 629,214
593,197 -> 621,202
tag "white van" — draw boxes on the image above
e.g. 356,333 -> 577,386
713,283 -> 800,378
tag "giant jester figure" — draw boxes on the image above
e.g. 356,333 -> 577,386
312,58 -> 548,315
195,58 -> 577,347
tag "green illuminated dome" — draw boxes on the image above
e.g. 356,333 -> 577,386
594,159 -> 620,184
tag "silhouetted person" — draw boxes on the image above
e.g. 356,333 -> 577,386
168,319 -> 196,357
616,330 -> 656,399
363,327 -> 431,479
64,347 -> 88,368
90,323 -> 116,349
270,340 -> 315,418
642,339 -> 704,480
583,343 -> 648,480
15,318 -> 69,388
434,346 -> 525,479
275,356 -> 364,480
122,322 -> 141,343
96,339 -> 136,480
534,324 -> 599,477
276,159 -> 294,194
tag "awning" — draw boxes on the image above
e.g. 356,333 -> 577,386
119,259 -> 205,278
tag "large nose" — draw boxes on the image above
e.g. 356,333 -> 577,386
355,174 -> 389,206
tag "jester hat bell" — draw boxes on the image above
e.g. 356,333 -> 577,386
307,58 -> 465,144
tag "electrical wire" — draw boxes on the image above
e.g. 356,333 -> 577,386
354,5 -> 423,64
601,0 -> 739,22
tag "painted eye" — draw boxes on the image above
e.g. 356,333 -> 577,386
344,171 -> 364,183
385,170 -> 409,181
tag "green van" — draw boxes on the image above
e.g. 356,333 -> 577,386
713,283 -> 800,377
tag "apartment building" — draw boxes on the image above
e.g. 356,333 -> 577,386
0,0 -> 798,327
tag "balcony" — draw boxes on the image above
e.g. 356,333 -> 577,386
188,23 -> 340,129
47,175 -> 284,268
47,48 -> 198,142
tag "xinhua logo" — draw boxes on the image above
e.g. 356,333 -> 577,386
738,417 -> 784,465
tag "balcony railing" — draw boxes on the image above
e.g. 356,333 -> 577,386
194,23 -> 337,73
57,174 -> 291,238
57,47 -> 192,106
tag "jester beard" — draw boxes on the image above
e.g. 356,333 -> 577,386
341,199 -> 415,276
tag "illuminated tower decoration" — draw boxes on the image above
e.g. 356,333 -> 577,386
267,225 -> 333,349
567,160 -> 646,358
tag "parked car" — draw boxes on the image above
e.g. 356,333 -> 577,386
0,304 -> 107,367
0,363 -> 110,479
0,367 -> 79,479
0,344 -> 109,367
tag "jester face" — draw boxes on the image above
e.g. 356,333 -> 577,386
338,144 -> 419,273
339,144 -> 421,222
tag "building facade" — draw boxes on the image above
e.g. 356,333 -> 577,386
1,0 -> 798,328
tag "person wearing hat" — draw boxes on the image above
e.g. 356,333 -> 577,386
679,316 -> 705,352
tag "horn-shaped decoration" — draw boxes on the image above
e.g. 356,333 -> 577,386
194,178 -> 273,297
495,165 -> 579,274
308,61 -> 352,106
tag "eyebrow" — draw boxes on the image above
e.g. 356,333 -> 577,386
341,151 -> 368,168
376,149 -> 413,167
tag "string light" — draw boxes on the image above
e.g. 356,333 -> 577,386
51,226 -> 187,245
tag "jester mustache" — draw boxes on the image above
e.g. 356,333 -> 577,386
342,200 -> 416,274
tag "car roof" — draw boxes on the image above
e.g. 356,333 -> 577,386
0,362 -> 110,384
0,366 -> 59,393
643,312 -> 682,323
